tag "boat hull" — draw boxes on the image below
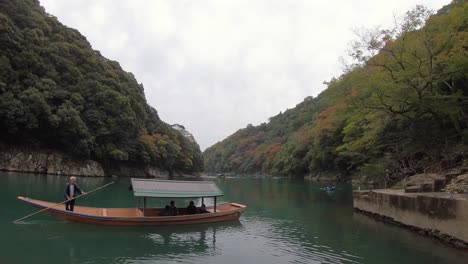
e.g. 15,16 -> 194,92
17,196 -> 246,226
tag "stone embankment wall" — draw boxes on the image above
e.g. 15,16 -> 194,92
354,189 -> 468,248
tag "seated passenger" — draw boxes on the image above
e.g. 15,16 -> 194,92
159,205 -> 171,216
199,204 -> 209,214
186,200 -> 197,215
169,200 -> 178,216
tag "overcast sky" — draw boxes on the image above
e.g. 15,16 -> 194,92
40,0 -> 449,150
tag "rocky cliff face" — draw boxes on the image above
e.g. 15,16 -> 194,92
0,0 -> 204,174
0,144 -> 171,177
0,145 -> 105,176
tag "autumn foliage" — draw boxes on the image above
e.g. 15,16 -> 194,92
204,1 -> 468,180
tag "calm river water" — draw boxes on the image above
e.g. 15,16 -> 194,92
1,172 -> 467,264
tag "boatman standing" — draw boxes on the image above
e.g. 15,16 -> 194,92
64,176 -> 85,211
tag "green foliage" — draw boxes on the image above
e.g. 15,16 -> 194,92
109,149 -> 129,161
204,1 -> 468,180
0,0 -> 203,173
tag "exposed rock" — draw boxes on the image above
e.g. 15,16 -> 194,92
446,169 -> 463,179
444,174 -> 468,194
405,185 -> 422,193
452,240 -> 468,249
146,166 -> 171,177
401,173 -> 444,186
0,145 -> 105,176
400,173 -> 447,193
305,171 -> 341,182
0,144 -> 176,177
103,163 -> 170,178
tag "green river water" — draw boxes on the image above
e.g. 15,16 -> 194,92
1,172 -> 467,264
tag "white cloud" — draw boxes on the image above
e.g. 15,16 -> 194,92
39,0 -> 450,149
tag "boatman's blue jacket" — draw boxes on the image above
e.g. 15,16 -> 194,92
64,183 -> 84,198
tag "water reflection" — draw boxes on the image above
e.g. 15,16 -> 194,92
243,215 -> 363,264
14,220 -> 241,263
2,173 -> 468,264
352,212 -> 468,264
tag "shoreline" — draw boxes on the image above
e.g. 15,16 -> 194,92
353,189 -> 468,250
202,171 -> 351,182
354,208 -> 468,249
0,168 -> 201,178
0,168 -> 183,178
0,145 -> 197,178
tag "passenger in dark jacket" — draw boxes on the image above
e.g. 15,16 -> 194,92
64,176 -> 85,211
159,205 -> 171,216
199,204 -> 209,214
169,200 -> 178,216
187,201 -> 197,215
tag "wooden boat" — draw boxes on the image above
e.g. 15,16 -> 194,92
17,179 -> 247,226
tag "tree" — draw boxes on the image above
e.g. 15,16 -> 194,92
204,2 -> 468,181
0,0 -> 203,173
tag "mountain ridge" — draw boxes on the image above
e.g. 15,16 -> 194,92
204,1 -> 468,183
0,0 -> 203,176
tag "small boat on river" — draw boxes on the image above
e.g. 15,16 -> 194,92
17,178 -> 247,226
320,185 -> 335,193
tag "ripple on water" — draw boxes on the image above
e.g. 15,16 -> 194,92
241,216 -> 363,264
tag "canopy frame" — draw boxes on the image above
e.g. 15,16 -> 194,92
131,178 -> 224,213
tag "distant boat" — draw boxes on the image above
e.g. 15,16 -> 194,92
17,179 -> 247,226
215,173 -> 226,178
320,185 -> 335,192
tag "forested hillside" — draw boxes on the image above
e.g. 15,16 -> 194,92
0,0 -> 203,173
204,1 -> 467,182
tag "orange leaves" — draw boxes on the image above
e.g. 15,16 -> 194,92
296,128 -> 312,145
269,142 -> 282,156
350,87 -> 360,97
315,101 -> 347,134
140,133 -> 155,148
237,139 -> 250,150
140,133 -> 164,151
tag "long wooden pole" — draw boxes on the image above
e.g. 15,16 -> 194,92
13,181 -> 115,223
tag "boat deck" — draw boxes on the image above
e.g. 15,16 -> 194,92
18,196 -> 244,218
16,178 -> 247,226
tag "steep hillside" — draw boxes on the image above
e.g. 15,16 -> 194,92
0,0 -> 203,174
204,1 -> 468,182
